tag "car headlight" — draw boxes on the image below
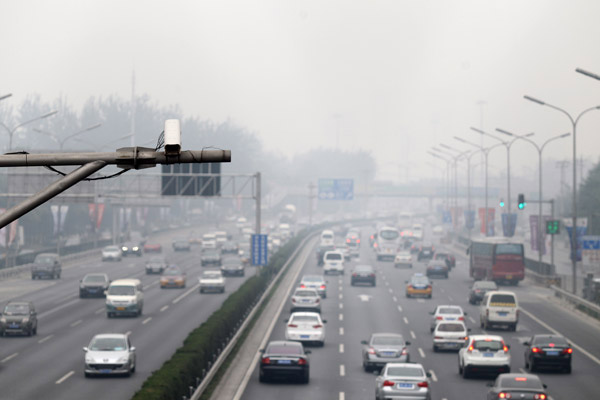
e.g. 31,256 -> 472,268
85,357 -> 96,363
0,317 -> 6,323
117,356 -> 130,363
133,247 -> 139,251
122,247 -> 128,251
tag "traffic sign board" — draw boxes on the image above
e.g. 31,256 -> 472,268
318,179 -> 354,200
546,220 -> 560,235
251,234 -> 268,266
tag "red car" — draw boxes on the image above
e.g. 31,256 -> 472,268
143,243 -> 162,253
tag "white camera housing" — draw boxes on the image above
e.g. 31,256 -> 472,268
164,119 -> 182,156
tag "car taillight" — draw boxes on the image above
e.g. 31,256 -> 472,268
417,381 -> 428,388
407,285 -> 413,289
374,243 -> 378,248
368,347 -> 376,355
562,348 -> 573,354
313,324 -> 323,328
458,316 -> 464,321
467,345 -> 474,353
503,345 -> 509,352
346,239 -> 350,243
297,358 -> 307,365
427,285 -> 432,289
383,380 -> 395,387
436,316 -> 443,320
300,284 -> 305,288
534,394 -> 546,400
401,348 -> 408,355
320,285 -> 326,289
434,336 -> 443,339
498,393 -> 512,399
357,239 -> 360,243
531,347 -> 541,353
261,357 -> 271,364
287,324 -> 298,328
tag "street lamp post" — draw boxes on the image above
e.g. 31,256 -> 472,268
576,68 -> 600,81
524,95 -> 600,295
497,128 -> 570,266
428,152 -> 451,212
33,123 -> 102,151
432,146 -> 470,231
0,94 -> 12,102
0,110 -> 58,151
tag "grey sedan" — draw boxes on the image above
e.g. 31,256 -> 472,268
375,363 -> 431,400
486,373 -> 548,400
362,333 -> 411,371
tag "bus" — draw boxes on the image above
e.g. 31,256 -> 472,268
374,226 -> 401,261
467,237 -> 525,285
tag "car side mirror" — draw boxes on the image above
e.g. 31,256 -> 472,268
304,350 -> 311,355
543,384 -> 547,389
486,382 -> 493,387
523,342 -> 530,346
426,372 -> 432,378
466,248 -> 470,255
130,346 -> 136,352
259,349 -> 264,353
361,340 -> 368,345
464,312 -> 468,315
323,320 -> 327,323
405,341 -> 411,346
79,279 -> 82,282
429,311 -> 434,315
83,347 -> 88,352
467,328 -> 472,332
506,344 -> 510,349
372,370 -> 379,376
283,319 -> 289,323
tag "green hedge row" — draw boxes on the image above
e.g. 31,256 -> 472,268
131,229 -> 313,400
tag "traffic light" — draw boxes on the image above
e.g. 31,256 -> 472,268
517,193 -> 526,209
499,198 -> 505,208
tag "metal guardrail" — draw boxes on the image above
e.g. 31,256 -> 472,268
189,230 -> 319,400
550,284 -> 600,320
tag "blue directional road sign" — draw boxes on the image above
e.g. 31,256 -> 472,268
582,235 -> 600,250
318,179 -> 354,200
251,234 -> 268,266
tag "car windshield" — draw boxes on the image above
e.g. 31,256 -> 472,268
473,340 -> 503,351
397,252 -> 410,256
386,366 -> 424,377
322,234 -> 333,239
202,272 -> 221,278
326,253 -> 342,260
372,336 -> 404,345
474,281 -> 497,289
411,277 -> 429,285
355,266 -> 373,272
204,250 -> 219,256
438,307 -> 461,315
266,344 -> 302,355
302,275 -> 322,282
295,290 -> 317,297
4,304 -> 29,315
499,376 -> 543,389
533,336 -> 568,346
380,230 -> 399,240
105,246 -> 119,251
163,268 -> 182,276
437,323 -> 465,332
223,259 -> 240,266
291,315 -> 319,323
108,285 -> 135,296
435,253 -> 448,258
34,255 -> 55,264
83,275 -> 107,283
490,294 -> 516,306
89,337 -> 127,351
149,257 -> 165,264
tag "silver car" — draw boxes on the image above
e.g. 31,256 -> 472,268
299,275 -> 327,298
362,333 -> 411,371
375,363 -> 432,400
84,333 -> 136,377
290,288 -> 321,313
429,305 -> 466,333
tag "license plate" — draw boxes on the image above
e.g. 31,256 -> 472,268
100,369 -> 112,374
278,360 -> 292,364
498,312 -> 508,316
302,299 -> 310,303
483,352 -> 494,357
116,307 -> 125,311
396,383 -> 414,389
447,318 -> 455,320
547,351 -> 559,356
300,335 -> 310,339
382,352 -> 395,357
9,324 -> 18,328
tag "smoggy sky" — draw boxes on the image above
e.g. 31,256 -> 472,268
2,0 -> 600,182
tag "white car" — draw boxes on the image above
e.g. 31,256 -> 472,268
285,312 -> 327,346
101,245 -> 122,262
394,251 -> 413,268
480,291 -> 519,331
199,270 -> 225,293
432,225 -> 444,235
430,305 -> 466,333
84,333 -> 136,377
323,250 -> 344,275
458,335 -> 511,378
201,234 -> 217,249
432,321 -> 469,352
290,288 -> 321,313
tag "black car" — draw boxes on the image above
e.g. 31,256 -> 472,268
259,340 -> 310,383
432,251 -> 456,269
426,259 -> 449,279
121,242 -> 142,257
351,265 -> 376,286
524,334 -> 572,373
201,249 -> 222,266
31,253 -> 61,280
220,257 -> 245,277
417,242 -> 435,261
316,244 -> 336,266
221,241 -> 239,255
468,281 -> 498,304
79,273 -> 110,298
0,301 -> 37,336
486,373 -> 548,400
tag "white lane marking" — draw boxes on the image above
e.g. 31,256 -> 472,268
448,295 -> 454,301
70,319 -> 82,327
392,296 -> 397,302
397,305 -> 403,312
38,334 -> 54,344
468,316 -> 476,324
339,285 -> 343,291
418,348 -> 426,358
173,283 -> 201,304
429,369 -> 438,382
143,280 -> 159,290
38,298 -> 80,319
340,364 -> 345,377
125,331 -> 132,336
142,317 -> 152,325
339,392 -> 345,400
340,327 -> 344,336
358,294 -> 372,302
55,370 -> 74,384
339,303 -> 343,309
385,281 -> 390,287
339,313 -> 344,321
339,293 -> 343,300
1,352 -> 18,363
95,308 -> 105,314
403,317 -> 409,324
410,331 -> 416,339
338,278 -> 342,284
388,288 -> 393,294
160,305 -> 169,312
520,307 -> 600,366
339,343 -> 344,353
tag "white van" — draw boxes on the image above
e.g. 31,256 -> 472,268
323,250 -> 344,275
320,230 -> 335,247
202,233 -> 217,249
479,291 -> 519,331
105,279 -> 144,318
215,231 -> 228,245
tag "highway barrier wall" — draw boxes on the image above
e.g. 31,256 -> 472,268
131,228 -> 315,400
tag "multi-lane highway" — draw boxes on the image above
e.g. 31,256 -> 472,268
0,225 -> 255,400
240,228 -> 600,400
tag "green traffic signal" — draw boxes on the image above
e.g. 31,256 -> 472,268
517,193 -> 526,210
499,199 -> 505,207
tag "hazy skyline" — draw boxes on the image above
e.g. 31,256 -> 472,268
2,0 -> 600,183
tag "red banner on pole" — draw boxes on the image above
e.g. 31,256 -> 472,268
88,203 -> 106,230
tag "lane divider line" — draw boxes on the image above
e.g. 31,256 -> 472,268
1,352 -> 18,363
418,348 -> 426,358
468,316 -> 476,324
339,327 -> 344,336
339,392 -> 345,400
339,303 -> 343,310
429,369 -> 437,382
55,370 -> 74,385
448,295 -> 454,301
339,343 -> 344,353
339,313 -> 344,321
339,293 -> 343,300
38,334 -> 53,344
392,296 -> 397,302
410,331 -> 416,339
388,288 -> 393,294
340,364 -> 345,377
70,319 -> 82,327
403,317 -> 409,324
160,305 -> 169,312
397,305 -> 403,312
172,283 -> 201,304
142,317 -> 152,325
94,308 -> 104,314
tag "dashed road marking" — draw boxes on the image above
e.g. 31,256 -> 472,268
403,317 -> 409,324
70,319 -> 82,327
410,330 -> 416,339
469,316 -> 476,324
448,295 -> 454,301
339,392 -> 345,400
95,308 -> 104,314
397,305 -> 403,312
429,369 -> 438,382
173,283 -> 201,304
340,327 -> 344,335
340,364 -> 345,377
142,317 -> 152,325
417,299 -> 425,303
1,353 -> 18,363
339,293 -> 343,300
392,296 -> 397,302
38,334 -> 53,344
385,281 -> 390,286
160,305 -> 169,312
418,348 -> 426,358
55,370 -> 74,384
388,288 -> 393,294
339,343 -> 344,353
339,313 -> 344,321
339,303 -> 343,310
